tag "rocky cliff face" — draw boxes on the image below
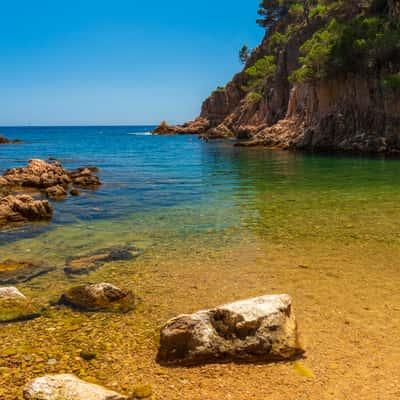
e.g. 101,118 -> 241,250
154,1 -> 400,153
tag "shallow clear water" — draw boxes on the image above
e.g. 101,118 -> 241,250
1,126 -> 400,399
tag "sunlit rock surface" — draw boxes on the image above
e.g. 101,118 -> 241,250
157,294 -> 303,365
23,374 -> 128,400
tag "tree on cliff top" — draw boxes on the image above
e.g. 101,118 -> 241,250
257,0 -> 316,30
239,45 -> 251,64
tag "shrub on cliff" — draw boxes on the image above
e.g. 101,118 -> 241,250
243,56 -> 277,93
290,15 -> 400,82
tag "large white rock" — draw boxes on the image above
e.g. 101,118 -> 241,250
157,294 -> 303,365
23,374 -> 127,400
0,286 -> 26,300
0,286 -> 40,323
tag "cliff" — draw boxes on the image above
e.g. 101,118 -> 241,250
154,0 -> 400,154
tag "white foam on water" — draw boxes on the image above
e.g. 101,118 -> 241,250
127,132 -> 152,136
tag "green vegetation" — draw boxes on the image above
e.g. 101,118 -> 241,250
290,16 -> 400,82
239,45 -> 251,64
244,92 -> 263,104
269,31 -> 289,51
309,4 -> 328,18
243,55 -> 277,93
382,73 -> 400,89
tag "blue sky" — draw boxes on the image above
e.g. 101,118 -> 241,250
0,0 -> 263,126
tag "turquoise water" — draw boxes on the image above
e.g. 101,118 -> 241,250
1,125 -> 400,251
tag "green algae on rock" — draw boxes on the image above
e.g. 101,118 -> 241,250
0,287 -> 41,323
59,283 -> 135,312
0,259 -> 55,284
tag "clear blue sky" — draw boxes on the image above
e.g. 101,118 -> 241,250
0,0 -> 263,126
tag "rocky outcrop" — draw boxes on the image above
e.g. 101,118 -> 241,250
0,195 -> 53,226
0,160 -> 102,229
0,259 -> 54,284
157,294 -> 303,365
64,247 -> 138,275
0,287 -> 40,323
153,118 -> 210,135
23,374 -> 128,400
239,77 -> 400,153
3,159 -> 71,188
156,2 -> 400,154
1,160 -> 101,190
59,283 -> 135,312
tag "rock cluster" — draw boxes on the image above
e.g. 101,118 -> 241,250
6,290 -> 302,397
0,134 -> 22,144
0,194 -> 53,226
23,374 -> 128,400
157,294 -> 303,365
3,159 -> 71,188
0,159 -> 102,229
59,283 -> 135,312
1,159 -> 101,193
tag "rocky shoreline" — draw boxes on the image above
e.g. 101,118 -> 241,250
153,2 -> 400,154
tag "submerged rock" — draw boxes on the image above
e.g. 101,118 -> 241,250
70,189 -> 80,196
23,374 -> 128,400
0,259 -> 54,284
45,185 -> 67,200
59,283 -> 135,312
0,194 -> 53,226
64,247 -> 138,275
157,294 -> 303,365
0,287 -> 40,323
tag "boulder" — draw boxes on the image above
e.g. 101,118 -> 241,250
0,259 -> 54,284
45,185 -> 67,200
69,167 -> 101,188
23,374 -> 128,400
64,247 -> 138,275
157,294 -> 303,365
0,194 -> 53,226
0,287 -> 40,322
3,159 -> 71,188
59,283 -> 135,312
